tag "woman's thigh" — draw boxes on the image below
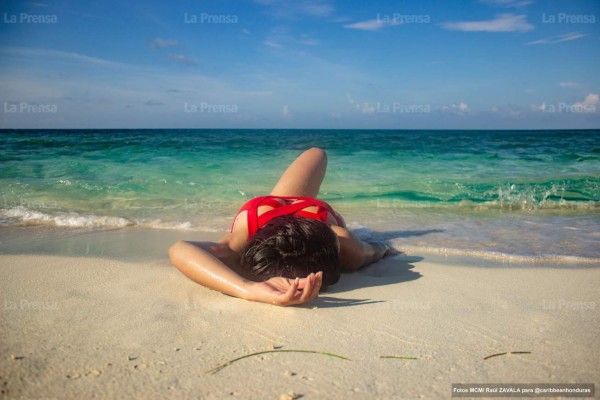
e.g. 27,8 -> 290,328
269,147 -> 328,198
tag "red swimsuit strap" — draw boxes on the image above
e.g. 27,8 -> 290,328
257,199 -> 322,226
231,196 -> 343,239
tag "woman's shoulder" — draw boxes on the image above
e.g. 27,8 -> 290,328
220,228 -> 248,253
329,224 -> 350,236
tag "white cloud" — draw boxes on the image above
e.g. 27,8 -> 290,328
344,18 -> 400,31
480,0 -> 534,8
441,13 -> 533,32
441,102 -> 470,114
263,40 -> 282,49
525,32 -> 587,45
298,34 -> 319,45
457,102 -> 469,112
573,93 -> 598,109
151,38 -> 177,49
298,1 -> 334,17
263,32 -> 320,49
168,54 -> 196,65
254,0 -> 334,18
559,81 -> 580,88
0,47 -> 127,68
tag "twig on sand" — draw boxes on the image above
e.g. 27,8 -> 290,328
380,356 -> 418,360
207,350 -> 351,375
484,351 -> 531,360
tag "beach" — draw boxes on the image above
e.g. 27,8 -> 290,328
1,226 -> 598,399
1,129 -> 598,398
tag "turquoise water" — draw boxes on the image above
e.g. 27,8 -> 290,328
1,129 -> 599,262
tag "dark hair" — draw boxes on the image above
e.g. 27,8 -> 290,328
239,215 -> 340,290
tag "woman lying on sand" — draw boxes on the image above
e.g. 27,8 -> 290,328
169,147 -> 398,306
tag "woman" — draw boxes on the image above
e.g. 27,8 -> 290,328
169,147 -> 397,306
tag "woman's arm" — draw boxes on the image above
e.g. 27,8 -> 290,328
331,226 -> 397,270
168,240 -> 322,306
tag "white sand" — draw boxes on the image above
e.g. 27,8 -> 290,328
1,234 -> 598,399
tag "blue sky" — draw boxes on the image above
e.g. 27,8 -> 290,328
0,0 -> 598,129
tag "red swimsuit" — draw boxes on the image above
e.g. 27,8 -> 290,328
231,196 -> 345,239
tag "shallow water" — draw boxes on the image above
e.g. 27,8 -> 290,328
1,129 -> 598,263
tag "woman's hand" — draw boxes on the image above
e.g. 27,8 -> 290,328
382,243 -> 401,257
368,241 -> 400,262
245,272 -> 322,306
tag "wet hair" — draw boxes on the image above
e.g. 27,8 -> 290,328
239,215 -> 340,290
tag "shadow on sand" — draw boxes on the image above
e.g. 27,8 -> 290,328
304,254 -> 424,309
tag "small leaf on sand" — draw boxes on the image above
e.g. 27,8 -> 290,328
207,350 -> 350,375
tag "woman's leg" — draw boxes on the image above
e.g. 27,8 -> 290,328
270,147 -> 328,198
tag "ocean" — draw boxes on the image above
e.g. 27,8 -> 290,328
1,129 -> 598,264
